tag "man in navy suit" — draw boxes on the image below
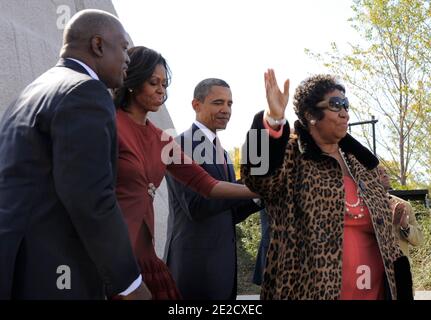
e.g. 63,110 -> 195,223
164,78 -> 261,300
0,9 -> 150,299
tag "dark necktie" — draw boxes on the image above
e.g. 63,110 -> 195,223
213,136 -> 229,180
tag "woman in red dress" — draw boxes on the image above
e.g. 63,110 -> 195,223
112,46 -> 256,299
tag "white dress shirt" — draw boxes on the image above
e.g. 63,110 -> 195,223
194,120 -> 217,143
66,58 -> 100,80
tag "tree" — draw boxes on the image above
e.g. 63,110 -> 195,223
229,147 -> 241,180
306,0 -> 431,186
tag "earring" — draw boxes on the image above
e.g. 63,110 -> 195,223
128,88 -> 133,93
310,119 -> 316,126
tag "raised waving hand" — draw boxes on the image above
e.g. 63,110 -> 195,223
264,68 -> 290,121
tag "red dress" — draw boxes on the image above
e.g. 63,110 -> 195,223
340,176 -> 385,300
116,109 -> 218,299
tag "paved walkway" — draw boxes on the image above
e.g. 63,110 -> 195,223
237,291 -> 431,300
414,291 -> 431,300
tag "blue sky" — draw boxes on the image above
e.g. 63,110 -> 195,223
113,0 -> 361,150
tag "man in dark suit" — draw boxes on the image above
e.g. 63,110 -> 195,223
164,78 -> 261,300
0,9 -> 150,299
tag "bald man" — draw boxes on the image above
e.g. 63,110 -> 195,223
0,10 -> 150,299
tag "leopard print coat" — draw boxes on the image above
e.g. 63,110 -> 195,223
241,111 -> 413,300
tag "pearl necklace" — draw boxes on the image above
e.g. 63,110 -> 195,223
339,149 -> 365,220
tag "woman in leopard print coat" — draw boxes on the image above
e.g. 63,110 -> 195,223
241,72 -> 413,300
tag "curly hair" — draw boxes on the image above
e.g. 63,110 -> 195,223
293,74 -> 345,128
113,46 -> 171,111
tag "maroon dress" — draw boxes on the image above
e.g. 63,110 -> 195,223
116,109 -> 217,299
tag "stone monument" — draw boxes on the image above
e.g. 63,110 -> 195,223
0,0 -> 173,257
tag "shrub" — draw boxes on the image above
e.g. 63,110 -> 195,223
410,202 -> 431,290
236,212 -> 261,295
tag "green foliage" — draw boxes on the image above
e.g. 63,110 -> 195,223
306,0 -> 431,186
236,214 -> 261,295
410,200 -> 429,220
228,147 -> 241,180
238,212 -> 261,258
410,202 -> 431,290
230,146 -> 262,294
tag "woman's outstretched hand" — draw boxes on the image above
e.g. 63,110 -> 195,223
264,68 -> 290,120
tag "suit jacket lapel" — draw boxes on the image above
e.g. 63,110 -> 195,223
225,153 -> 236,182
191,124 -> 228,180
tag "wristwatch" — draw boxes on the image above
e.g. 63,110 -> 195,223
265,112 -> 286,126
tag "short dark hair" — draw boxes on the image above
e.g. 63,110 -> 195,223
293,74 -> 345,128
193,78 -> 230,102
113,46 -> 171,110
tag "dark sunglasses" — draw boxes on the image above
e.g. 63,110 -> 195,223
316,96 -> 349,112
